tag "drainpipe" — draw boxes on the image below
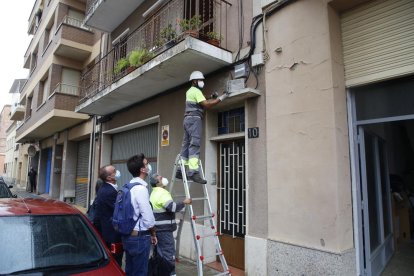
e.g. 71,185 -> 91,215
87,116 -> 97,207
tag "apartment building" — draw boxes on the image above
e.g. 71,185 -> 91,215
73,0 -> 414,275
0,105 -> 12,174
15,0 -> 101,206
4,79 -> 30,188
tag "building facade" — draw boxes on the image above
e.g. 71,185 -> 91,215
15,0 -> 101,205
7,0 -> 414,275
0,105 -> 12,174
76,0 -> 414,275
4,79 -> 29,188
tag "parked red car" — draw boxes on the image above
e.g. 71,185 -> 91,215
0,198 -> 124,275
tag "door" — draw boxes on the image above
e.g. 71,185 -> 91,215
111,123 -> 158,186
75,139 -> 90,207
218,140 -> 245,269
358,126 -> 393,275
45,148 -> 52,194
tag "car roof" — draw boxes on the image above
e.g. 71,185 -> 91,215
0,198 -> 82,216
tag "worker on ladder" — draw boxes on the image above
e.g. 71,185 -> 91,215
176,71 -> 229,184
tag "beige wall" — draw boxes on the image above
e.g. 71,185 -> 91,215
264,0 -> 352,253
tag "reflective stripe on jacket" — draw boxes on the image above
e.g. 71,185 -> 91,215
150,187 -> 185,231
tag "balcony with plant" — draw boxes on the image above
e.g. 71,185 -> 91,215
77,0 -> 232,116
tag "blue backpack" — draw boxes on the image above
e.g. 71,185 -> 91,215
112,182 -> 141,235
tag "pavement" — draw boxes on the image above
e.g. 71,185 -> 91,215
9,185 -> 226,276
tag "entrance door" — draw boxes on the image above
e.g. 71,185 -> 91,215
45,148 -> 52,194
358,126 -> 393,275
218,140 -> 245,270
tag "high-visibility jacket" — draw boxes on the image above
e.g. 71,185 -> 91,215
184,86 -> 206,119
150,187 -> 185,231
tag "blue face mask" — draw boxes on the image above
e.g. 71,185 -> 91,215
115,170 -> 121,180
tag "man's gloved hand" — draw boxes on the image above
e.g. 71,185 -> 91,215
210,91 -> 219,99
218,91 -> 229,102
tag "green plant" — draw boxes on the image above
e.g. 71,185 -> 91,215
114,58 -> 129,74
160,24 -> 177,43
128,48 -> 155,67
206,31 -> 222,41
128,49 -> 146,67
179,15 -> 202,32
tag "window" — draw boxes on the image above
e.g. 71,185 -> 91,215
42,77 -> 50,103
61,68 -> 81,96
218,107 -> 245,135
0,215 -> 106,275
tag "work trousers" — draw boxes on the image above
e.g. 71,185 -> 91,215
156,231 -> 176,275
122,233 -> 151,276
180,116 -> 202,176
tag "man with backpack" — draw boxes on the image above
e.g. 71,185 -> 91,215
117,153 -> 157,276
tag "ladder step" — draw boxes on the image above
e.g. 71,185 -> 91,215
192,213 -> 215,220
191,197 -> 207,201
195,232 -> 220,240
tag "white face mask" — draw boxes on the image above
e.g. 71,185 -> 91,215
198,80 -> 204,89
146,164 -> 152,176
161,177 -> 169,187
115,170 -> 121,180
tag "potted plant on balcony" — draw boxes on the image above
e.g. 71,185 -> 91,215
179,15 -> 202,38
114,58 -> 129,75
128,48 -> 155,69
160,24 -> 177,48
206,31 -> 222,47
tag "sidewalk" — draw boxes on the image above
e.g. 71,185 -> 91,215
9,186 -> 231,276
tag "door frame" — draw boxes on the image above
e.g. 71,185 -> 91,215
348,90 -> 407,275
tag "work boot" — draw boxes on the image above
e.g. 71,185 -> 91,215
175,170 -> 183,179
188,172 -> 207,184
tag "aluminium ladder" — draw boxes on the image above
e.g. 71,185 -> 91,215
169,154 -> 230,276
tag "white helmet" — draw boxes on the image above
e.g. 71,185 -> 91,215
189,71 -> 204,81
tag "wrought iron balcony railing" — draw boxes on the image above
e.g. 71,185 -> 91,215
52,83 -> 80,96
80,0 -> 230,102
60,15 -> 92,32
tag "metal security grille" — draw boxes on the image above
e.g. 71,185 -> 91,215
111,123 -> 158,185
218,140 -> 246,238
75,139 -> 90,207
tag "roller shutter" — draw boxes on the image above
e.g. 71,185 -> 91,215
111,123 -> 158,185
341,0 -> 414,87
75,139 -> 90,207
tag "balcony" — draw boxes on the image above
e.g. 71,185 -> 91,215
85,0 -> 146,32
54,15 -> 94,61
10,104 -> 25,121
77,0 -> 232,116
15,85 -> 89,143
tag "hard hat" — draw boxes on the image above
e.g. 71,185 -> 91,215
189,71 -> 204,81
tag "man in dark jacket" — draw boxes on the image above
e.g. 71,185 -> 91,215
95,165 -> 123,266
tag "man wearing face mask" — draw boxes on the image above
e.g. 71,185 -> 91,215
177,71 -> 228,184
123,153 -> 157,276
149,174 -> 192,275
95,165 -> 124,266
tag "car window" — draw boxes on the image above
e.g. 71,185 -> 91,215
0,183 -> 12,198
0,214 -> 107,274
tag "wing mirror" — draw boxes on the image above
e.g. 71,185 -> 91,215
110,242 -> 123,254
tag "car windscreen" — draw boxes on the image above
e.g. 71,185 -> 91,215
0,183 -> 12,198
0,214 -> 108,274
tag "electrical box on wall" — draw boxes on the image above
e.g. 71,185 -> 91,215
251,53 -> 264,67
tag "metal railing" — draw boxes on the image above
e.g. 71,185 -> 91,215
79,0 -> 230,102
52,83 -> 80,96
61,15 -> 92,32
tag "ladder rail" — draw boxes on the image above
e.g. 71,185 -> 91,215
170,154 -> 230,276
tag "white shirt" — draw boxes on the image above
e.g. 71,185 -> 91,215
129,176 -> 155,231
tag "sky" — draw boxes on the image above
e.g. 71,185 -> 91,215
0,1 -> 34,112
